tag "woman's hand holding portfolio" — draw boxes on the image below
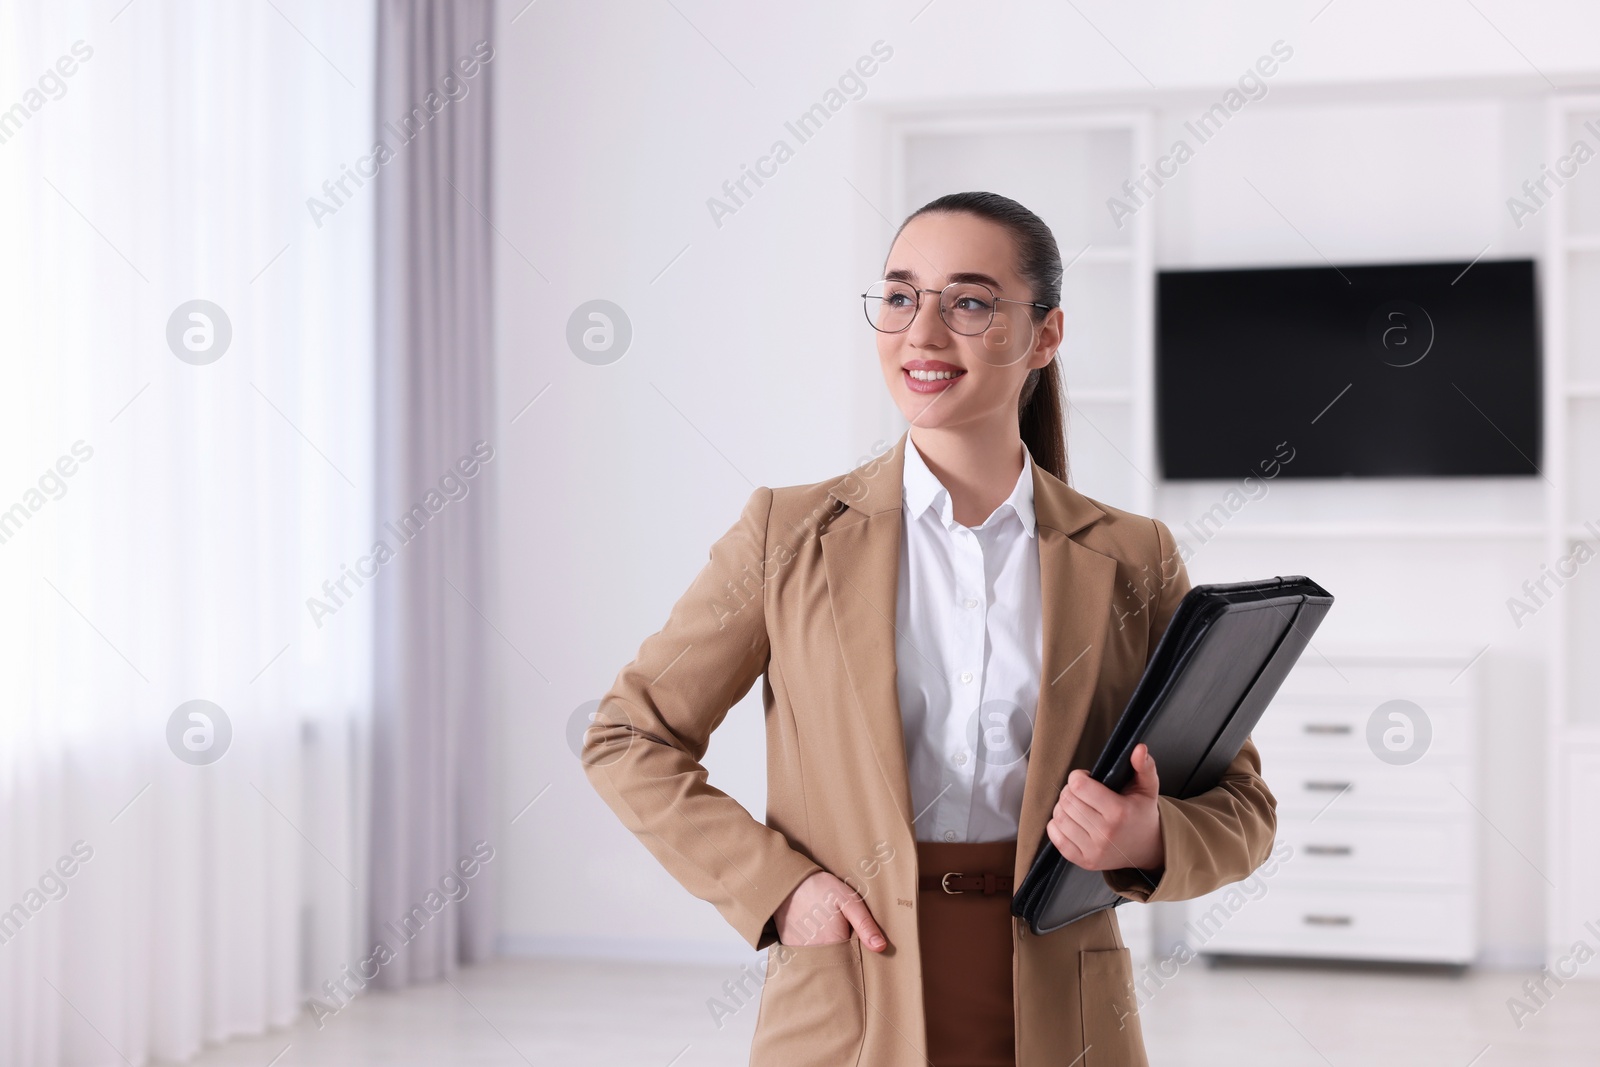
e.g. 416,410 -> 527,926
773,870 -> 890,952
1047,742 -> 1166,874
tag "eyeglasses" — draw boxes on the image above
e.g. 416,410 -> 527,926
861,279 -> 1054,337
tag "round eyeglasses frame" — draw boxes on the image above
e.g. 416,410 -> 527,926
860,279 -> 1055,336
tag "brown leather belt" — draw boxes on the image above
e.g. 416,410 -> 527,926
918,870 -> 1014,895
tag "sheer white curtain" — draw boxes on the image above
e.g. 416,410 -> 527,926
0,2 -> 375,1064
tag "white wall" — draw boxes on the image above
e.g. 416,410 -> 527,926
490,0 -> 1600,965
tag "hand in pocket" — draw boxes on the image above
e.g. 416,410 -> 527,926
773,870 -> 888,951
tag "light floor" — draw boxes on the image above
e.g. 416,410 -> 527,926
171,954 -> 1600,1066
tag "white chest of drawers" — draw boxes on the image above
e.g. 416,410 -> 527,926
1187,648 -> 1481,965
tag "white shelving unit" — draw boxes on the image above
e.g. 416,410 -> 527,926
1542,94 -> 1600,971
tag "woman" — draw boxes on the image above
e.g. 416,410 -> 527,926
581,191 -> 1277,1067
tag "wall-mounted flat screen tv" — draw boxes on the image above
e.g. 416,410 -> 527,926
1155,258 -> 1541,479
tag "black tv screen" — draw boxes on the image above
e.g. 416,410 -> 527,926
1156,258 -> 1541,479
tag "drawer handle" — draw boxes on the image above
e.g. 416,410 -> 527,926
1303,723 -> 1352,735
1303,844 -> 1353,856
1303,781 -> 1352,792
1303,914 -> 1353,927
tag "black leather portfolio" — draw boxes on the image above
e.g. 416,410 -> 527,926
1010,575 -> 1335,935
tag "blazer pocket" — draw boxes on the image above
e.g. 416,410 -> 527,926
749,936 -> 867,1067
1079,947 -> 1149,1067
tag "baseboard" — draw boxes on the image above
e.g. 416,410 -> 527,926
1475,945 -> 1547,971
495,932 -> 762,967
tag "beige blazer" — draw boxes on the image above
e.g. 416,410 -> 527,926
582,429 -> 1277,1067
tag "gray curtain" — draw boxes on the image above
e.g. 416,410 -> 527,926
370,0 -> 497,988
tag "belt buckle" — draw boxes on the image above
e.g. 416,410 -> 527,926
941,871 -> 963,895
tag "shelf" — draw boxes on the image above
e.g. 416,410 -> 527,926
1569,396 -> 1600,516
1566,569 -> 1600,730
1063,244 -> 1133,265
1567,523 -> 1600,542
1185,522 -> 1547,540
1067,388 -> 1133,403
1280,641 -> 1485,663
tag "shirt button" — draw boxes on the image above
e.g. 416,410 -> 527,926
943,830 -> 957,842
959,671 -> 973,684
963,598 -> 979,609
954,751 -> 968,765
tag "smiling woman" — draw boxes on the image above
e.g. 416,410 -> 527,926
866,194 -> 1070,508
582,190 -> 1275,1067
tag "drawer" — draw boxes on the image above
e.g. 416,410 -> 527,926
1270,815 -> 1475,886
1262,757 -> 1471,817
1273,660 -> 1474,702
1188,885 -> 1475,964
1251,698 -> 1472,762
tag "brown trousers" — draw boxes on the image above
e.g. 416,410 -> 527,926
916,838 -> 1018,1067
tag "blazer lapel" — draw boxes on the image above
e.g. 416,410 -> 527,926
819,429 -> 1118,880
820,433 -> 916,831
1015,468 -> 1118,882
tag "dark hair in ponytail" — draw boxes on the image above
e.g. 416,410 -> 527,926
890,191 -> 1068,485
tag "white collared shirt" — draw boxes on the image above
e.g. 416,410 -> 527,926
895,434 -> 1043,843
